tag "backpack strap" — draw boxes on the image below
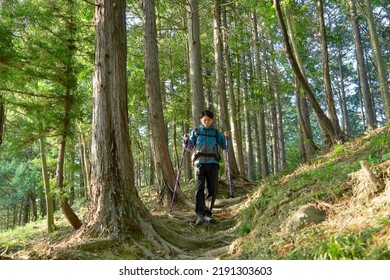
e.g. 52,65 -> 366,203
194,127 -> 218,138
193,127 -> 220,162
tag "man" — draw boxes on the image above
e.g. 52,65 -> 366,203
184,110 -> 229,225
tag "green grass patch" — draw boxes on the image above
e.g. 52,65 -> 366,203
279,217 -> 389,260
234,126 -> 390,260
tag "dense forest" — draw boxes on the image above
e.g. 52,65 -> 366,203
0,0 -> 389,260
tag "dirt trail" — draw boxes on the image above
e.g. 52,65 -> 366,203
152,178 -> 256,259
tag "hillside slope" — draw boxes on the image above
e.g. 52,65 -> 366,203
229,126 -> 389,259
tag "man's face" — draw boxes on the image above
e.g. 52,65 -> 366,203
200,116 -> 213,128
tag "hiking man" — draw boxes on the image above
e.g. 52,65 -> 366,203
184,110 -> 229,225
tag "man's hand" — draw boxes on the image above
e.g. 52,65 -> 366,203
183,134 -> 189,146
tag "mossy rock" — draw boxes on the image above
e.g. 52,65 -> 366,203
285,204 -> 326,233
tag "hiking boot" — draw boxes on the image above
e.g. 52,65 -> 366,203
204,216 -> 215,224
195,215 -> 204,225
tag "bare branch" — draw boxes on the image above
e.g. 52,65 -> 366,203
81,0 -> 100,7
0,87 -> 65,99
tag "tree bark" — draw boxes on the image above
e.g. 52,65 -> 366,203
253,114 -> 261,179
21,195 -> 30,225
337,46 -> 350,137
348,0 -> 376,130
317,0 -> 342,134
80,133 -> 91,198
222,5 -> 245,176
55,97 -> 82,230
83,0 -> 144,239
55,2 -> 83,228
267,36 -> 287,170
39,135 -> 55,233
56,134 -> 82,230
142,0 -> 189,207
251,11 -> 269,178
295,83 -> 320,162
269,101 -> 278,174
241,54 -> 254,179
233,54 -> 245,177
0,94 -> 4,147
187,0 -> 205,127
284,3 -> 318,158
364,0 -> 390,121
213,0 -> 239,177
183,122 -> 192,181
29,191 -> 37,221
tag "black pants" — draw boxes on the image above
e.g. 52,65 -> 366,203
194,163 -> 219,217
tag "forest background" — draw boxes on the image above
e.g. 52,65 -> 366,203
0,0 -> 389,259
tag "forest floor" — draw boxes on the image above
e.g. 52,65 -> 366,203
1,126 -> 389,260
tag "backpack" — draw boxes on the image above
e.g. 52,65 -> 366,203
192,127 -> 221,162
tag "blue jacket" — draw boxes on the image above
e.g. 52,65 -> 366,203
185,124 -> 228,165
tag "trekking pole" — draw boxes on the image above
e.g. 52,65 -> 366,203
225,136 -> 233,198
169,143 -> 186,213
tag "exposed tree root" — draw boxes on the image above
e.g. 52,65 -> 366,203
214,196 -> 245,207
196,245 -> 231,259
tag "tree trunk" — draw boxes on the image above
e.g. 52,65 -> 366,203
251,11 -> 269,178
21,195 -> 30,225
29,191 -> 37,221
284,4 -> 318,158
317,0 -> 342,134
253,114 -> 261,179
285,6 -> 318,157
183,122 -> 192,181
337,47 -> 350,137
358,83 -> 366,129
264,52 -> 277,174
233,54 -> 245,177
54,2 -> 83,229
295,83 -> 320,162
187,0 -> 205,127
13,204 -> 17,227
142,0 -> 189,207
241,54 -> 254,179
82,0 -> 143,239
39,136 -> 55,233
269,101 -> 278,174
148,143 -> 155,186
0,94 -> 4,147
222,5 -> 245,176
213,0 -> 239,177
56,133 -> 82,230
348,0 -> 376,130
267,36 -> 287,170
275,83 -> 286,170
364,0 -> 390,121
68,151 -> 75,205
296,90 -> 307,162
55,99 -> 82,230
204,66 -> 214,110
79,133 -> 89,198
274,0 -> 344,146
